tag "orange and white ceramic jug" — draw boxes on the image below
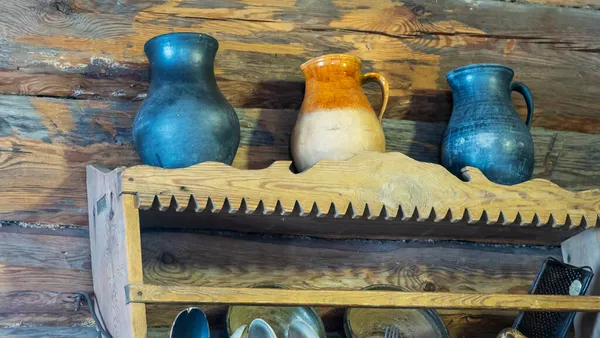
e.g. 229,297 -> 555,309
291,54 -> 389,172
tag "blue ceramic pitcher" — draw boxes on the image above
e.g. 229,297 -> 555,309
133,33 -> 240,168
441,64 -> 534,185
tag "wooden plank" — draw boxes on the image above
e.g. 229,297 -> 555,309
0,225 -> 555,335
86,167 -> 146,338
0,224 -> 89,237
0,232 -> 90,270
0,227 -> 93,327
0,137 -> 138,225
140,231 -> 552,336
0,231 -> 92,321
562,228 -> 600,338
523,0 -> 600,6
547,131 -> 600,191
0,290 -> 84,313
0,327 -> 99,338
0,291 -> 92,327
0,94 -> 597,225
0,327 -> 173,337
141,231 -> 558,293
123,194 -> 148,338
0,1 -> 599,134
124,151 -> 600,229
0,226 -> 92,294
0,265 -> 91,293
127,284 -> 600,311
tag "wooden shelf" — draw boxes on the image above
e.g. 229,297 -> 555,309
124,152 -> 599,227
124,151 -> 598,244
126,284 -> 600,312
86,152 -> 600,337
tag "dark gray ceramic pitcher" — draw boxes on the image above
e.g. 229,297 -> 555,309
133,32 -> 240,168
441,64 -> 534,185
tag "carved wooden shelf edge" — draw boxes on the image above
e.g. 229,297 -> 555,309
118,152 -> 599,229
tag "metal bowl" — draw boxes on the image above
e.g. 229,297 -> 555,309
344,285 -> 449,338
226,284 -> 326,338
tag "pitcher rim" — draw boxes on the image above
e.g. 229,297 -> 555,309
144,32 -> 218,55
301,54 -> 361,71
446,64 -> 514,79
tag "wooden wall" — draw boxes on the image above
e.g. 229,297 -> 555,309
1,0 -> 600,225
0,225 -> 564,337
0,0 -> 599,336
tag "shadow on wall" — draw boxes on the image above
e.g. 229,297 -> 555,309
232,84 -> 454,171
386,89 -> 452,164
239,80 -> 305,110
235,80 -> 305,170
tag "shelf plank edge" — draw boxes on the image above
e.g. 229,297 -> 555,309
126,284 -> 600,312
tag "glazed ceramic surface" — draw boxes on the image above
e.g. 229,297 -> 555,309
133,32 -> 240,168
169,307 -> 210,338
227,306 -> 325,338
227,285 -> 325,338
248,319 -> 277,338
442,64 -> 534,185
291,54 -> 389,172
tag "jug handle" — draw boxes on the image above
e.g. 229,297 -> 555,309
361,72 -> 389,122
510,81 -> 534,128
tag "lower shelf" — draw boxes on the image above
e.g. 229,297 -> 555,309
127,284 -> 600,312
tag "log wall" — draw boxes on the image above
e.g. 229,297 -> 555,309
1,0 -> 599,336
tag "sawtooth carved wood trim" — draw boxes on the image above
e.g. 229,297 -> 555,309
120,152 -> 600,229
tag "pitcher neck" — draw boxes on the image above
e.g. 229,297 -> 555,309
300,54 -> 375,112
447,64 -> 514,102
301,54 -> 362,88
145,33 -> 218,85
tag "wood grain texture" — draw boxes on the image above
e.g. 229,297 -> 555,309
128,284 -> 600,311
0,327 -> 171,338
123,194 -> 147,338
0,227 -> 93,327
0,1 -> 599,133
86,166 -> 146,338
0,232 -> 90,271
0,327 -> 173,338
522,0 -> 600,7
0,230 -> 92,293
0,327 -> 300,338
141,231 -> 557,294
0,225 -> 557,336
0,93 -> 598,225
562,228 -> 600,338
123,151 -> 600,230
0,291 -> 92,327
141,231 -> 554,336
0,327 -> 99,338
